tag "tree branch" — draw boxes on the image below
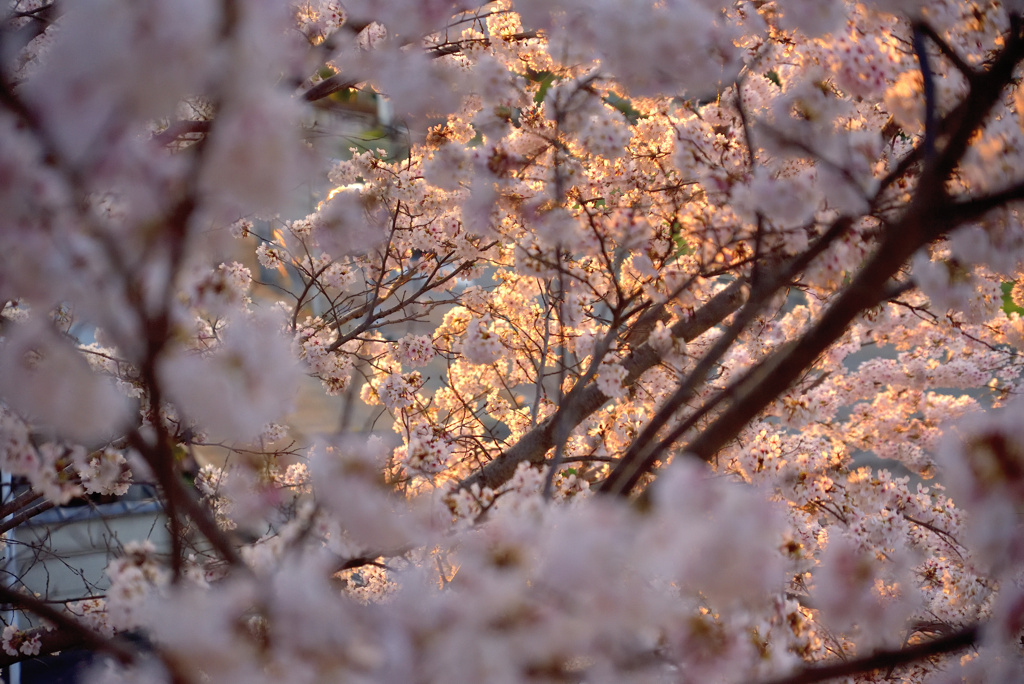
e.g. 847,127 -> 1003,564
455,277 -> 748,493
615,18 -> 1024,493
946,180 -> 1024,225
601,217 -> 854,495
302,73 -> 359,103
0,585 -> 137,666
757,623 -> 979,684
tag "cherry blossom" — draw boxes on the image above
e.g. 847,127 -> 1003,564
1,1 -> 1024,683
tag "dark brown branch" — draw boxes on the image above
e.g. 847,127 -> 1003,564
930,15 -> 1024,184
601,217 -> 855,495
0,585 -> 137,666
757,623 -> 979,684
946,181 -> 1024,225
302,74 -> 359,102
0,623 -> 93,668
0,499 -> 55,536
676,212 -> 940,473
629,20 -> 1024,490
129,429 -> 246,571
914,21 -> 981,83
455,277 -> 748,493
0,486 -> 44,522
427,31 -> 538,57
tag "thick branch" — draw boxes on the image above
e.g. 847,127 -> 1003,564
601,217 -> 854,495
628,21 -> 1024,490
758,624 -> 979,684
0,624 -> 91,668
302,74 -> 359,102
455,278 -> 747,493
0,585 -> 137,666
946,180 -> 1024,224
0,487 -> 44,522
0,499 -> 55,536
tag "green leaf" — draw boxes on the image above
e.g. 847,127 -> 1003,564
533,71 -> 556,104
604,94 -> 644,124
668,218 -> 692,259
1002,281 -> 1024,315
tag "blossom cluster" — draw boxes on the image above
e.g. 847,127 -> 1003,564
3,1 -> 1024,683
